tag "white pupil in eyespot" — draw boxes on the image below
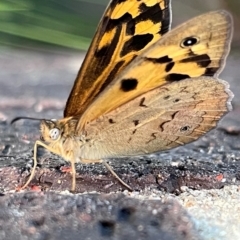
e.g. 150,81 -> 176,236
50,128 -> 60,140
187,40 -> 192,45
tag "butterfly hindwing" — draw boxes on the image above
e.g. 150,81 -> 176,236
80,77 -> 233,158
64,0 -> 171,118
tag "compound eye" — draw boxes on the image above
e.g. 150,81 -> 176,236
49,128 -> 60,140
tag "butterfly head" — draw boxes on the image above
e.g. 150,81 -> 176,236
40,117 -> 79,143
40,119 -> 62,143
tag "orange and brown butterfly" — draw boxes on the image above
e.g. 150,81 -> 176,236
21,0 -> 233,191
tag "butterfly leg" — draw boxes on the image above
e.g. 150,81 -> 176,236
70,158 -> 76,192
20,140 -> 63,190
20,140 -> 44,190
81,159 -> 132,191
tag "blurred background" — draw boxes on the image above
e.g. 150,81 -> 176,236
0,0 -> 239,121
0,0 -> 240,50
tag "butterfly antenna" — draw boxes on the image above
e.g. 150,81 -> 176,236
11,117 -> 44,125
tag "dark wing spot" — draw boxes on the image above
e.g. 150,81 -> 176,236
138,3 -> 162,22
105,13 -> 132,32
138,2 -> 171,35
159,111 -> 180,131
126,20 -> 135,36
95,45 -> 110,57
204,67 -> 219,76
108,119 -> 116,124
121,34 -> 153,57
173,98 -> 180,103
181,54 -> 211,68
172,111 -> 179,118
139,97 -> 148,107
166,74 -> 190,81
146,133 -> 157,144
121,2 -> 171,56
164,95 -> 170,100
159,121 -> 170,132
145,55 -> 172,64
165,62 -> 175,72
133,120 -> 139,126
94,24 -> 122,76
121,78 -> 138,92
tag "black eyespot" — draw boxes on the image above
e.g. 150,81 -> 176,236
180,126 -> 190,132
181,37 -> 199,48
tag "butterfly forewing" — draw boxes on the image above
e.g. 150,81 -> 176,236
78,11 -> 232,130
64,0 -> 171,118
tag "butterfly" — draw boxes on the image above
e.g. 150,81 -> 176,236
21,0 -> 233,191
